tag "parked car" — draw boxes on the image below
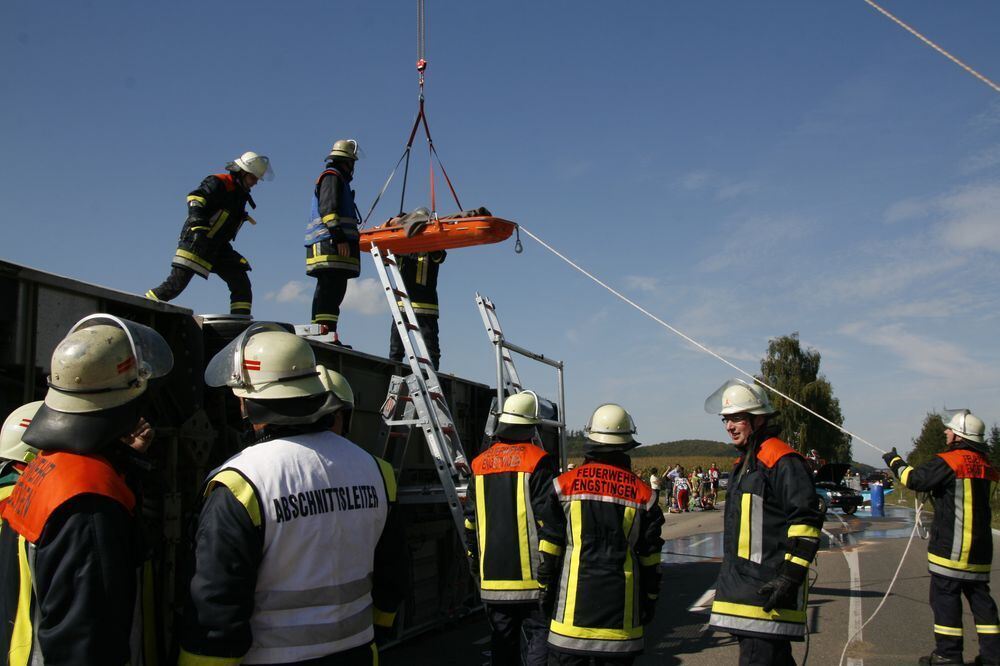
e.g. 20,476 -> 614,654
814,463 -> 864,515
860,471 -> 894,491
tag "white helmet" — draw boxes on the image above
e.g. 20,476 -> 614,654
0,401 -> 43,463
498,390 -> 540,426
231,151 -> 274,181
705,379 -> 776,416
46,315 -> 174,414
942,409 -> 986,445
585,403 -> 639,448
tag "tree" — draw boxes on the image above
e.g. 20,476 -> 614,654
988,424 -> 1000,470
757,333 -> 852,462
907,413 -> 946,467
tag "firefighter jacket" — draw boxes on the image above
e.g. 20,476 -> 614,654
304,168 -> 361,277
537,455 -> 665,656
709,433 -> 823,641
0,451 -> 155,666
396,251 -> 446,316
0,460 -> 22,509
464,439 -> 559,603
178,430 -> 406,665
888,445 -> 999,581
174,173 -> 254,278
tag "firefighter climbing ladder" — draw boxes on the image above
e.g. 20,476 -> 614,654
475,292 -> 569,472
371,244 -> 470,551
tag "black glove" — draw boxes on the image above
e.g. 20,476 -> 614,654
640,594 -> 657,624
881,447 -> 899,467
758,573 -> 800,613
539,583 -> 557,617
374,625 -> 393,645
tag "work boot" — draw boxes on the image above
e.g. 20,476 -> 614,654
975,657 -> 1000,666
918,653 -> 963,665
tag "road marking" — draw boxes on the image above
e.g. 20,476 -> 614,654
688,587 -> 716,612
823,522 -> 864,666
687,536 -> 711,549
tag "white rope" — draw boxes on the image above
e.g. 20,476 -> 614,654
518,225 -> 888,454
862,0 -> 1000,95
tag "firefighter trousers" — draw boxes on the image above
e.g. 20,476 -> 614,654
148,265 -> 252,314
486,602 -> 549,666
930,573 -> 1000,663
389,315 -> 440,369
310,271 -> 350,330
547,653 -> 635,665
736,636 -> 795,666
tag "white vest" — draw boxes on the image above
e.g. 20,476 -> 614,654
215,431 -> 390,664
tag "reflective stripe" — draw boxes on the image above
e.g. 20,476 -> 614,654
206,210 -> 230,238
178,650 -> 241,666
549,619 -> 642,641
374,457 -> 397,502
788,525 -> 821,539
934,624 -> 963,637
928,551 -> 991,573
888,456 -> 902,466
951,479 -> 965,561
188,226 -> 211,232
253,602 -> 373,648
480,588 -> 542,601
784,554 -> 811,568
900,465 -> 914,486
475,476 -> 487,581
144,290 -> 160,301
230,301 -> 252,311
174,248 -> 212,271
553,492 -> 647,510
313,314 -> 339,323
373,608 -> 396,627
960,478 -> 973,564
322,213 -> 339,223
547,628 -> 643,654
10,536 -> 33,666
711,600 -> 806,623
256,575 -> 372,610
564,500 -> 584,625
516,472 -> 532,581
207,470 -> 262,527
622,507 -> 637,632
710,612 -> 806,638
464,518 -> 475,530
306,254 -> 361,267
187,195 -> 207,206
977,624 -> 1000,634
372,642 -> 379,665
540,539 -> 563,556
738,494 -> 752,559
928,562 -> 991,581
523,472 -> 539,579
416,255 -> 428,285
639,552 -> 661,566
750,494 -> 763,563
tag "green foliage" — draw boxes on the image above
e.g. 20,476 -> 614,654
988,424 -> 1000,470
633,439 -> 733,457
757,333 -> 852,462
907,413 -> 946,467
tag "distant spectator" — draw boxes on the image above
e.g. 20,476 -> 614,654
674,467 -> 691,512
649,467 -> 663,505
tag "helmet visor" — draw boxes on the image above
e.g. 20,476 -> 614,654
68,314 -> 174,382
204,322 -> 288,389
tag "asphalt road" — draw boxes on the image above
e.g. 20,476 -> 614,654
385,498 -> 1000,665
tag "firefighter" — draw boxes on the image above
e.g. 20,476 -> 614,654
305,139 -> 362,344
464,390 -> 559,665
537,403 -> 664,665
704,379 -> 823,666
147,151 -> 273,315
179,324 -> 406,665
883,409 -> 1000,666
0,314 -> 172,666
389,248 -> 446,369
0,401 -> 42,505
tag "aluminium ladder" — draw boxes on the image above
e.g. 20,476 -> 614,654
371,245 -> 470,551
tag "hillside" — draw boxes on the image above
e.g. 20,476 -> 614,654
632,439 -> 733,457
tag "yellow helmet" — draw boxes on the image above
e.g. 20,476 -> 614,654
327,139 -> 361,161
498,390 -> 540,425
585,403 -> 639,447
0,401 -> 43,463
942,409 -> 986,445
705,379 -> 776,416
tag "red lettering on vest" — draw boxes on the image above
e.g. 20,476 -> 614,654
938,449 -> 1000,481
756,438 -> 800,469
472,442 -> 548,475
556,462 -> 652,505
1,452 -> 135,543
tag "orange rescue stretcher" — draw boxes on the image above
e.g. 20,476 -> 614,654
359,215 -> 517,254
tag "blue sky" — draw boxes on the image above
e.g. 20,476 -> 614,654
3,1 -> 999,466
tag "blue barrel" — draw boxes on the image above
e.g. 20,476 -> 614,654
871,483 -> 885,517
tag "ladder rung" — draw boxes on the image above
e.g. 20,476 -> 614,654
405,323 -> 419,331
392,289 -> 408,298
382,256 -> 397,266
387,431 -> 410,439
415,356 -> 433,366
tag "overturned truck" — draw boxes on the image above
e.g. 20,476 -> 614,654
0,258 -> 563,659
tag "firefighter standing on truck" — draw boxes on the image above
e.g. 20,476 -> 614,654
465,390 -> 559,665
178,324 -> 406,665
0,315 -> 172,666
537,404 -> 664,665
305,139 -> 363,345
147,151 -> 273,315
704,379 -> 823,666
389,248 -> 446,369
883,409 -> 1000,666
0,401 -> 42,506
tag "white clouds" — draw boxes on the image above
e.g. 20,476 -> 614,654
679,169 -> 713,191
266,280 -> 311,303
623,275 -> 659,292
698,214 -> 815,273
882,182 -> 1000,252
342,278 -> 386,315
962,143 -> 1000,174
675,169 -> 759,200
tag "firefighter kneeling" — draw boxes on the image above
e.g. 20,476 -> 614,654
537,404 -> 664,665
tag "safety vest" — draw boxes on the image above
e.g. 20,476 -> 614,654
709,438 -> 821,641
175,173 -> 251,278
207,432 -> 393,664
469,441 -> 549,602
304,168 -> 359,246
928,449 -> 998,581
547,462 -> 657,655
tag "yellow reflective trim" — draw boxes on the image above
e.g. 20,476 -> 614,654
188,226 -> 211,232
374,457 -> 397,502
0,485 -> 14,503
312,314 -> 339,323
416,255 -> 428,285
888,456 -> 902,465
622,506 -> 636,631
961,478 -> 973,563
206,210 -> 230,239
321,213 -> 339,223
934,624 -> 963,636
175,248 -> 213,270
784,554 -> 811,568
143,559 -> 159,666
372,642 -> 379,666
639,552 -> 661,566
927,552 -> 992,572
711,600 -> 806,623
516,472 -> 532,582
464,518 -> 475,530
177,650 -> 242,666
480,578 -> 543,591
229,301 -> 252,310
144,290 -> 160,301
373,608 -> 396,627
549,618 -> 643,640
900,465 -> 913,487
787,525 -> 821,539
10,535 -> 33,666
306,255 -> 360,266
977,624 -> 1000,634
540,539 -> 563,556
564,500 -> 583,625
738,493 -> 752,559
187,195 -> 207,205
207,470 -> 262,527
475,475 -> 487,581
